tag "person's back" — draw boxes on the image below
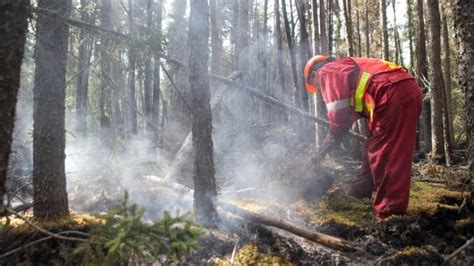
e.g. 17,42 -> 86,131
305,55 -> 422,220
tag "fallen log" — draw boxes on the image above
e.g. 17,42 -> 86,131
143,175 -> 357,252
220,203 -> 357,253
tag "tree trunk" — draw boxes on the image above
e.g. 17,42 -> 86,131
327,0 -> 334,55
416,0 -> 431,153
128,0 -> 138,135
320,0 -> 328,55
312,0 -> 320,54
355,0 -> 362,56
100,0 -> 112,146
274,0 -> 285,88
427,0 -> 446,162
282,0 -> 299,91
189,0 -> 218,226
33,0 -> 71,219
237,0 -> 250,76
296,0 -> 316,144
152,0 -> 163,145
407,0 -> 414,70
391,0 -> 403,65
364,0 -> 370,57
453,0 -> 474,187
379,0 -> 389,60
144,0 -> 153,135
343,0 -> 354,56
0,0 -> 30,214
75,0 -> 90,140
210,0 -> 222,75
440,1 -> 454,145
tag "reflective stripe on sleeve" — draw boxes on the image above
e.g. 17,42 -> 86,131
326,98 -> 351,111
354,71 -> 371,112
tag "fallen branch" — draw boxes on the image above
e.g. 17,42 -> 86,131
143,176 -> 357,252
5,208 -> 91,243
443,237 -> 474,265
0,230 -> 90,259
220,203 -> 357,252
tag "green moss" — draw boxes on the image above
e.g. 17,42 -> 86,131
408,181 -> 464,216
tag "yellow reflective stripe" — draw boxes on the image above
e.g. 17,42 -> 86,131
354,72 -> 371,112
383,60 -> 398,69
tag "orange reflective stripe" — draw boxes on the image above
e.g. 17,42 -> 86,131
354,71 -> 371,112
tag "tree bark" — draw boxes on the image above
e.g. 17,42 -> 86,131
364,0 -> 370,57
440,1 -> 454,145
282,0 -> 299,90
144,0 -> 153,135
320,0 -> 328,55
407,0 -> 414,70
343,0 -> 354,56
237,0 -> 250,76
379,0 -> 389,60
427,0 -> 446,162
152,0 -> 163,145
391,0 -> 403,65
75,0 -> 90,140
33,0 -> 71,219
274,0 -> 285,88
0,0 -> 30,214
312,0 -> 320,54
453,0 -> 474,191
189,0 -> 218,226
128,0 -> 138,135
416,0 -> 431,153
100,0 -> 112,146
210,0 -> 222,76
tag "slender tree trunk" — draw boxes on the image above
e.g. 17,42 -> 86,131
440,1 -> 454,145
327,0 -> 334,55
416,0 -> 431,153
189,0 -> 218,226
33,0 -> 71,220
0,0 -> 30,213
152,0 -> 163,145
210,0 -> 222,75
274,0 -> 285,88
343,0 -> 354,56
312,0 -> 320,54
453,0 -> 474,194
282,0 -> 299,90
392,0 -> 403,65
296,0 -> 316,144
407,0 -> 414,70
364,0 -> 370,57
143,0 -> 153,135
320,0 -> 328,55
128,0 -> 137,135
355,0 -> 362,56
76,0 -> 90,140
427,0 -> 447,162
380,0 -> 389,60
100,0 -> 112,146
237,0 -> 250,76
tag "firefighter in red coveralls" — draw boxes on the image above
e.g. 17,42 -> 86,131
304,55 -> 423,220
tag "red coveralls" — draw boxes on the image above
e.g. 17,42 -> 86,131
317,57 -> 422,219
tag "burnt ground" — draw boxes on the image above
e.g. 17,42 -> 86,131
1,144 -> 473,265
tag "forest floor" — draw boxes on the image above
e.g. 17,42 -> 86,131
1,141 -> 473,265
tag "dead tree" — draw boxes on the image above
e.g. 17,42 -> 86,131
0,0 -> 30,214
188,0 -> 218,226
33,0 -> 71,219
